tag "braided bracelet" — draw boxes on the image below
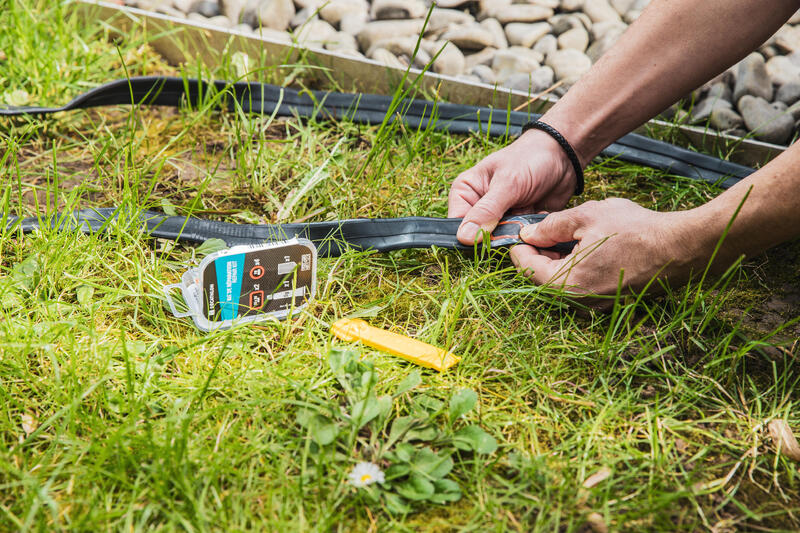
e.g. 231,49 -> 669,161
521,120 -> 585,195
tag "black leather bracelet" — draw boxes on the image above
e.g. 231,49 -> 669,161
521,120 -> 585,195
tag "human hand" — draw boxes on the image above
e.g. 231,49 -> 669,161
510,198 -> 703,305
447,129 -> 580,245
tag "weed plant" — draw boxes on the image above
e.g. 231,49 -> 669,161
0,0 -> 799,530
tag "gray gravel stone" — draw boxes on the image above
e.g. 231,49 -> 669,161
609,0 -> 635,16
733,53 -> 773,103
470,64 -> 496,84
241,0 -> 294,30
369,47 -> 407,69
546,48 -> 591,84
464,47 -> 498,69
371,0 -> 426,20
219,0 -> 245,22
505,22 -> 551,47
189,0 -> 219,17
690,97 -> 731,124
766,55 -> 800,87
492,5 -> 553,24
428,8 -> 475,32
533,33 -> 558,58
480,18 -> 508,49
492,47 -> 543,74
422,40 -> 467,76
319,1 -> 367,27
738,95 -> 794,144
356,19 -> 425,50
777,82 -> 800,106
709,107 -> 744,131
325,31 -> 360,54
706,81 -> 732,102
583,0 -> 621,23
530,65 -> 555,92
548,14 -> 583,35
340,11 -> 368,34
557,27 -> 589,52
586,21 -> 626,62
774,25 -> 800,54
294,19 -> 338,47
560,0 -> 583,12
442,24 -> 496,50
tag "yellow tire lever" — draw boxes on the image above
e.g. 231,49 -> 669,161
331,318 -> 460,372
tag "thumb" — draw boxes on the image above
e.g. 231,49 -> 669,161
520,210 -> 583,248
456,186 -> 514,244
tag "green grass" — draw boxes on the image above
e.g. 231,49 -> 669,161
2,0 -> 800,530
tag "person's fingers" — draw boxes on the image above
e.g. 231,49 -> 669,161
519,209 -> 584,248
509,244 -> 565,285
456,185 -> 515,244
447,169 -> 485,218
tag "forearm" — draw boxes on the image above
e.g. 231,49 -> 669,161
539,0 -> 797,166
680,142 -> 800,271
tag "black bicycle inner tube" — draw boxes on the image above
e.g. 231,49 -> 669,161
1,76 -> 754,256
5,209 -> 575,257
1,76 -> 752,188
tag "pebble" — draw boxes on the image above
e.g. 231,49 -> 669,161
560,0 -> 583,12
505,22 -> 551,47
557,27 -> 589,52
291,7 -> 317,28
492,47 -> 543,74
689,97 -> 731,124
609,0 -> 635,16
219,0 -> 245,22
189,0 -> 219,17
548,14 -> 583,35
340,11 -> 368,34
427,40 -> 466,76
441,24 -> 496,50
319,1 -> 367,26
530,65 -> 555,92
774,25 -> 800,54
706,81 -> 732,102
533,34 -> 558,57
492,5 -> 553,25
480,18 -> 508,49
501,72 -> 536,92
294,19 -> 338,46
464,47 -> 498,69
586,32 -> 620,62
356,19 -> 425,50
582,0 -> 621,24
368,36 -> 430,67
471,64 -> 496,84
325,31 -> 360,54
241,0 -> 294,31
732,53 -> 773,103
546,48 -> 592,84
766,55 -> 800,87
428,8 -> 475,32
738,95 -> 794,144
709,107 -> 743,131
369,47 -> 407,69
777,82 -> 800,106
371,0 -> 426,20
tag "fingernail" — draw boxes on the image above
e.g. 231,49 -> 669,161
457,222 -> 481,243
519,224 -> 536,241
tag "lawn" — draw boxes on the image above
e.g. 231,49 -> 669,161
1,0 -> 799,531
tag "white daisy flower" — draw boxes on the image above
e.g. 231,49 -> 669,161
348,462 -> 385,488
